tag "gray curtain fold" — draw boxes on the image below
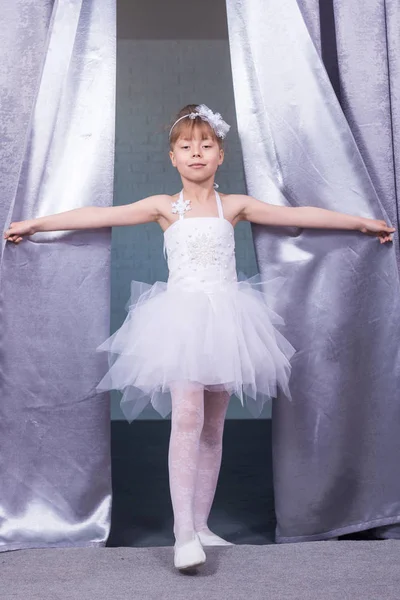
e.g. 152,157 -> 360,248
386,0 -> 400,241
0,1 -> 53,234
332,0 -> 400,539
0,0 -> 115,551
297,0 -> 321,55
333,0 -> 400,268
226,0 -> 400,542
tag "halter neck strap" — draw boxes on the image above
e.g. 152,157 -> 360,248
214,191 -> 224,219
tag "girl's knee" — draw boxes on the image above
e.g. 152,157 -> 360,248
172,405 -> 204,433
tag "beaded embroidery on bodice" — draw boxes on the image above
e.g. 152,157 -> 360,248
164,191 -> 237,292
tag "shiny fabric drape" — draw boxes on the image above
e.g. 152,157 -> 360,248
0,0 -> 115,551
333,0 -> 400,269
226,0 -> 400,542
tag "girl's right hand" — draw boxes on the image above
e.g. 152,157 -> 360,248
3,220 -> 36,244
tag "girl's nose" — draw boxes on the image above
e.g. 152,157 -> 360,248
192,145 -> 202,157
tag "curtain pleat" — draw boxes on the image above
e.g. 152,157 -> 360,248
226,0 -> 400,542
0,0 -> 115,552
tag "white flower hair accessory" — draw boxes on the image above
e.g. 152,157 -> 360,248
169,104 -> 230,140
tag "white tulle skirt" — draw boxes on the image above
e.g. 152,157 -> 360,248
96,275 -> 295,420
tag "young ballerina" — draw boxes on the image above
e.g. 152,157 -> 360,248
4,104 -> 395,571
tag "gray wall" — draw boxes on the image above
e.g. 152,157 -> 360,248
111,0 -> 270,419
117,0 -> 229,40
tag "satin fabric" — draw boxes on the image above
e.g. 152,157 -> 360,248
0,0 -> 115,551
333,0 -> 400,540
333,0 -> 400,268
297,0 -> 321,56
226,0 -> 400,542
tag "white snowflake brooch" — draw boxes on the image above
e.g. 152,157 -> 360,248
171,197 -> 192,217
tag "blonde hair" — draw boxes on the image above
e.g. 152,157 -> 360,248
169,104 -> 223,149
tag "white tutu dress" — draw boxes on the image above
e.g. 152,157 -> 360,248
96,191 -> 295,420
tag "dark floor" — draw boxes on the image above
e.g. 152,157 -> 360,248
108,420 -> 276,547
108,420 -> 387,547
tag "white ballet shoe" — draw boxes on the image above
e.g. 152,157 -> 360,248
174,534 -> 206,570
197,530 -> 234,547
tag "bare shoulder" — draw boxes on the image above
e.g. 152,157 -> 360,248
153,193 -> 177,213
145,193 -> 174,205
219,193 -> 252,222
138,193 -> 174,213
219,192 -> 252,208
130,194 -> 174,224
152,193 -> 180,231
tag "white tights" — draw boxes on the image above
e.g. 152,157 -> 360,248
168,383 -> 230,545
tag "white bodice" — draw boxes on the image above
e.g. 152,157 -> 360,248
164,192 -> 237,292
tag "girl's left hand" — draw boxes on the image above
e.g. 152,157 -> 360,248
4,220 -> 36,244
360,218 -> 396,244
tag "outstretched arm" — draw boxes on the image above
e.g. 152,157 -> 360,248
240,195 -> 395,244
4,195 -> 167,244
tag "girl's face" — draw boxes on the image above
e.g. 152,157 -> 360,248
169,125 -> 224,183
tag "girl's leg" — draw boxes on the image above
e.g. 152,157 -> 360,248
194,389 -> 231,543
168,382 -> 205,546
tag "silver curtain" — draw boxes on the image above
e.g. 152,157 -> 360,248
226,0 -> 400,542
0,0 -> 115,551
333,0 -> 400,270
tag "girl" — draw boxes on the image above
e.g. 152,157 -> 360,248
4,104 -> 395,571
